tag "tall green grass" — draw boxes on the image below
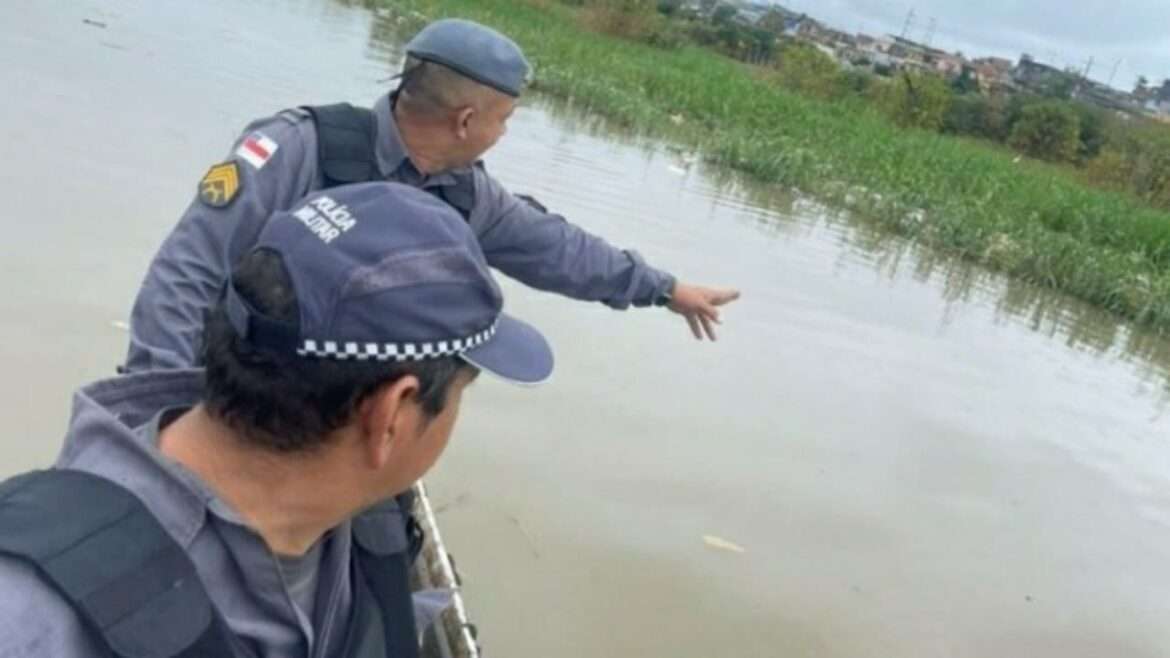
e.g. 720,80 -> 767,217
385,0 -> 1170,330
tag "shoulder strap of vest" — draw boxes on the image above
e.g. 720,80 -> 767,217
303,103 -> 378,188
350,499 -> 421,658
431,171 -> 477,222
305,101 -> 480,224
0,470 -> 236,658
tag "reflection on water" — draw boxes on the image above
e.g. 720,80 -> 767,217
519,91 -> 1170,396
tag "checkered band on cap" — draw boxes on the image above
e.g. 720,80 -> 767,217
296,322 -> 498,362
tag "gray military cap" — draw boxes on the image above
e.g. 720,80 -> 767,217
405,18 -> 531,97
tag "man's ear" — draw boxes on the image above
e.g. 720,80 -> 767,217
358,375 -> 422,470
454,106 -> 476,140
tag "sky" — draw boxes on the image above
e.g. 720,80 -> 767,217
775,0 -> 1170,90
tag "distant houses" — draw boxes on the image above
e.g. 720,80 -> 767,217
673,0 -> 1165,119
970,57 -> 1014,93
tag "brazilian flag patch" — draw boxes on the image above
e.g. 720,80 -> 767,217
198,161 -> 241,208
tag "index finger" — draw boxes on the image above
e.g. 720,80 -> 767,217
709,289 -> 741,306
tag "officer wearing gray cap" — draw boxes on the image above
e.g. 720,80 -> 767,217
123,17 -> 739,374
0,182 -> 553,657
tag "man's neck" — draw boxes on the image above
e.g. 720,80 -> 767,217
392,102 -> 449,176
158,406 -> 359,556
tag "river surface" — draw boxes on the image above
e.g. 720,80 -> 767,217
2,1 -> 1169,656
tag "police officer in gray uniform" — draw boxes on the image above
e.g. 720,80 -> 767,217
0,182 -> 554,657
124,18 -> 739,373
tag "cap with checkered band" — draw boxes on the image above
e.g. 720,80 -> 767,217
223,181 -> 553,384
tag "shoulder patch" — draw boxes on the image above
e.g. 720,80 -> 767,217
198,161 -> 241,208
235,131 -> 279,169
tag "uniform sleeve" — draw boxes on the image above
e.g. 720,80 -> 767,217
123,115 -> 317,373
470,172 -> 676,310
0,557 -> 102,657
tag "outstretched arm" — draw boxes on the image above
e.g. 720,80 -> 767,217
471,174 -> 740,340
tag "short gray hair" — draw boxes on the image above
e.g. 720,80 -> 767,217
398,57 -> 501,114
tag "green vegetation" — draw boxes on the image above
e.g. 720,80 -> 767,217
771,42 -> 843,100
870,72 -> 953,131
1087,123 -> 1170,209
1008,101 -> 1081,162
384,0 -> 1170,330
558,1 -> 1170,207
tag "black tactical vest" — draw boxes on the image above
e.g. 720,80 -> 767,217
304,100 -> 550,224
303,102 -> 477,220
0,469 -> 420,658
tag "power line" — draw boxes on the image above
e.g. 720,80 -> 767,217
899,7 -> 915,40
1107,58 -> 1123,88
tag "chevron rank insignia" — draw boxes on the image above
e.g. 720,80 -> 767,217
198,161 -> 242,208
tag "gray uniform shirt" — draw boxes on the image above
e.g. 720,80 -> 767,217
0,370 -> 371,658
125,94 -> 675,372
278,540 -> 325,629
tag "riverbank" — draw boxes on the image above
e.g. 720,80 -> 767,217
386,0 -> 1170,331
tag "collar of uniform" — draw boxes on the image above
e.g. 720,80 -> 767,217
56,369 -> 358,654
373,93 -> 407,177
54,369 -> 212,549
375,92 -> 470,187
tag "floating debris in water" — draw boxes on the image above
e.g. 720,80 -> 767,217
506,514 -> 541,559
432,492 -> 471,515
702,535 -> 745,554
110,320 -> 130,332
82,18 -> 108,29
667,164 -> 688,176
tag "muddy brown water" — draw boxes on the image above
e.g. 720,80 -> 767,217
2,1 -> 1169,656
